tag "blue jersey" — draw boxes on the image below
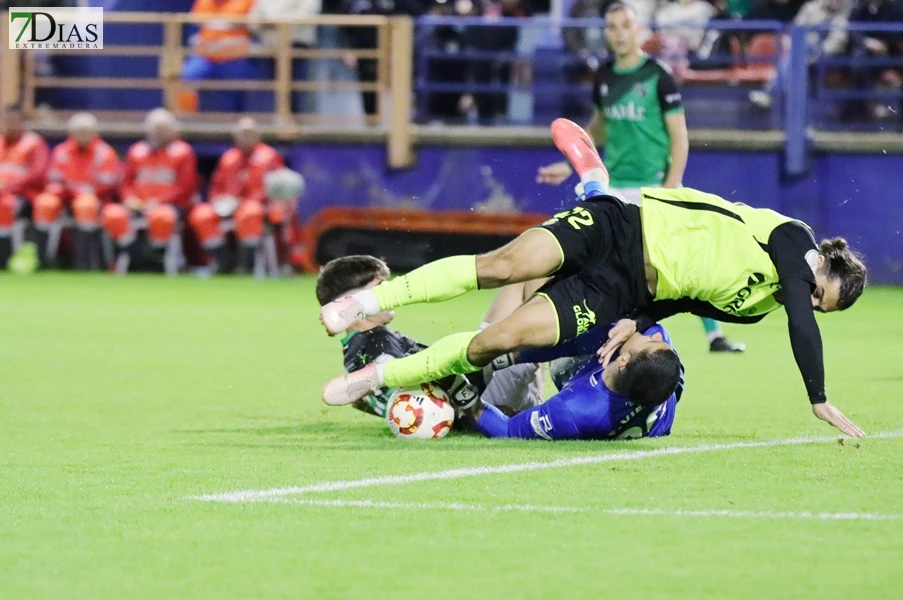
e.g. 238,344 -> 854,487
476,324 -> 683,440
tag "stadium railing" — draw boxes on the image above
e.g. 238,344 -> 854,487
414,17 -> 787,128
2,11 -> 415,167
5,12 -> 903,172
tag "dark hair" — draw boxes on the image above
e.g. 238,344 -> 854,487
615,347 -> 682,406
820,237 -> 867,310
604,2 -> 636,18
316,255 -> 390,306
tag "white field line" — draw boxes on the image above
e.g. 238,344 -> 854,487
272,499 -> 586,513
601,508 -> 902,521
190,430 -> 903,503
266,499 -> 903,521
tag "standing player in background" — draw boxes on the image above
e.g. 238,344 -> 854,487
34,113 -> 121,270
536,3 -> 744,353
0,104 -> 49,269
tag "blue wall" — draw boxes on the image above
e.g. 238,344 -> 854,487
284,145 -> 903,284
57,138 -> 903,283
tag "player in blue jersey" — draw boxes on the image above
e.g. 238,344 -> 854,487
472,321 -> 682,440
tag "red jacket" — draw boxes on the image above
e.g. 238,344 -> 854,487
0,131 -> 49,201
45,137 -> 121,203
209,142 -> 283,204
120,139 -> 197,210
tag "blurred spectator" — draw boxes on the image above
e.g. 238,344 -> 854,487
342,0 -> 426,118
0,104 -> 48,270
419,0 -> 470,122
845,0 -> 903,120
627,0 -> 660,26
188,117 -> 288,274
101,109 -> 197,275
728,0 -> 755,15
690,0 -> 740,70
33,113 -> 121,270
459,0 -> 530,123
747,0 -> 806,22
562,0 -> 614,119
179,0 -> 256,114
250,0 -> 323,114
749,0 -> 851,108
655,0 -> 718,71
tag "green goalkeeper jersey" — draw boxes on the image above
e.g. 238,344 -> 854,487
592,56 -> 684,188
640,187 -> 802,318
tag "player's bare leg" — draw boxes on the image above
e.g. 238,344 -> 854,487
322,295 -> 559,405
320,119 -> 611,336
320,228 -> 565,335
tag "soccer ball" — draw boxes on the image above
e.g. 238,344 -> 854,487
386,383 -> 455,439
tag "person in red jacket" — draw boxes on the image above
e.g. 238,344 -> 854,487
33,113 -> 121,270
101,108 -> 197,274
0,104 -> 49,268
188,117 -> 288,272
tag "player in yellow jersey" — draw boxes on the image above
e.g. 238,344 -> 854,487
319,119 -> 867,438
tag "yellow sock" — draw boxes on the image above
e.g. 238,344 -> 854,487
384,331 -> 479,388
373,255 -> 478,311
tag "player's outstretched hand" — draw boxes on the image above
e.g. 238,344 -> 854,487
812,402 -> 866,438
536,161 -> 573,185
597,318 -> 637,367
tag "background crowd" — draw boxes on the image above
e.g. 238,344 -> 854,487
0,104 -> 304,276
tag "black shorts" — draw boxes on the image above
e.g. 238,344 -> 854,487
534,196 -> 650,343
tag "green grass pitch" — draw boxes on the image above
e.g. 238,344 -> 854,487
1,273 -> 901,599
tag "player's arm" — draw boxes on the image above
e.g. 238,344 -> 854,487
472,396 -> 577,440
160,150 -> 197,206
119,149 -> 141,204
598,300 -> 764,366
768,222 -> 865,437
518,326 -> 607,364
587,108 -> 605,147
9,139 -> 49,194
658,70 -> 687,189
93,147 -> 122,200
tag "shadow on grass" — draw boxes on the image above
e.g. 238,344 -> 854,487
172,421 -> 677,453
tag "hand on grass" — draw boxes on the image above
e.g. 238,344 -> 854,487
812,402 -> 866,438
597,318 -> 637,367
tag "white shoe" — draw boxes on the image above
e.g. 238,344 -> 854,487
322,364 -> 382,406
320,295 -> 366,336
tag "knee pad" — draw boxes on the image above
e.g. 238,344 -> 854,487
33,193 -> 64,229
234,200 -> 265,243
147,204 -> 178,245
188,204 -> 223,248
72,194 -> 100,229
0,193 -> 18,230
101,203 -> 134,244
